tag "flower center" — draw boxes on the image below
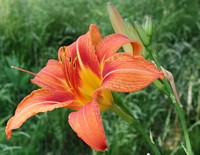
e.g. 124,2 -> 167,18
78,68 -> 113,111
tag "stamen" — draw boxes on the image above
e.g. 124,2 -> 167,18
69,57 -> 72,62
73,56 -> 78,67
11,66 -> 36,76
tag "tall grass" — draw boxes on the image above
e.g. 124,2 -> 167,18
0,0 -> 199,154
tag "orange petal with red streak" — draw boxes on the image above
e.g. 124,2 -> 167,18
68,101 -> 108,151
76,24 -> 101,77
6,89 -> 78,139
96,34 -> 142,62
89,24 -> 102,48
102,53 -> 164,92
31,60 -> 68,91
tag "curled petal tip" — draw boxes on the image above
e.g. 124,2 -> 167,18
5,89 -> 76,139
5,124 -> 12,139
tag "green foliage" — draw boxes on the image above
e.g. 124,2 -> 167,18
0,0 -> 199,154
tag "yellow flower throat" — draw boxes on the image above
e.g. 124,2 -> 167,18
78,68 -> 113,111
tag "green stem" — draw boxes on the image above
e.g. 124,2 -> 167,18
170,95 -> 193,155
153,79 -> 169,95
111,104 -> 161,155
112,92 -> 134,117
111,103 -> 133,123
146,45 -> 173,94
146,44 -> 193,155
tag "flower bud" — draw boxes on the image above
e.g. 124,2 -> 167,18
143,16 -> 153,37
124,20 -> 149,58
107,2 -> 133,53
107,2 -> 126,35
134,21 -> 150,47
124,19 -> 140,40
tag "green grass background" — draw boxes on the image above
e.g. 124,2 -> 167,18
0,0 -> 200,154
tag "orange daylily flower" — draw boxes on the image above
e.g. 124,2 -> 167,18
6,24 -> 164,151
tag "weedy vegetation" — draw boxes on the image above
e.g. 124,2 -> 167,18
0,0 -> 199,154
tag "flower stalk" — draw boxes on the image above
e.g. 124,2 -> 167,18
111,94 -> 161,155
145,39 -> 193,155
170,94 -> 193,155
107,3 -> 193,154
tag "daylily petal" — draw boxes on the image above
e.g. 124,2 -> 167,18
102,53 -> 164,92
89,24 -> 102,48
76,24 -> 101,77
6,89 -> 78,139
68,101 -> 108,151
96,34 -> 142,62
31,60 -> 68,91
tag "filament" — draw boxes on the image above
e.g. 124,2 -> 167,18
11,66 -> 36,76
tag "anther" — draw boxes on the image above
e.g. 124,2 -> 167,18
69,57 -> 72,62
62,46 -> 66,52
73,56 -> 78,67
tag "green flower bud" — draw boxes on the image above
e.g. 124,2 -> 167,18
143,16 -> 153,37
124,20 -> 149,58
124,19 -> 140,40
134,21 -> 150,47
